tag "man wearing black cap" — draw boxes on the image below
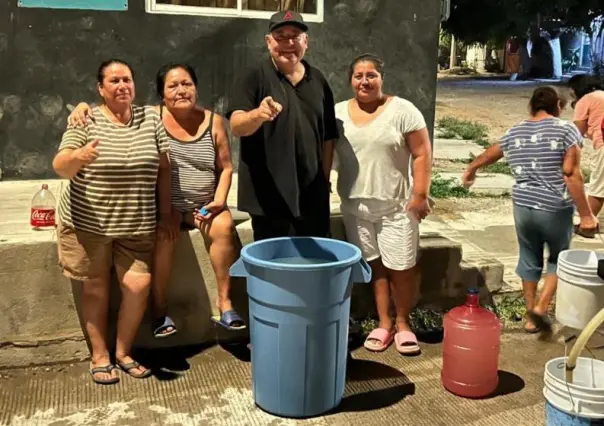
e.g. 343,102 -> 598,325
226,10 -> 339,241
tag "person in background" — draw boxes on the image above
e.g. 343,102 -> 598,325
568,75 -> 604,223
462,86 -> 598,334
53,59 -> 173,384
226,10 -> 339,241
67,64 -> 244,334
334,54 -> 432,355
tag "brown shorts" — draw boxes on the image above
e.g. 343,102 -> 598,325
57,223 -> 155,281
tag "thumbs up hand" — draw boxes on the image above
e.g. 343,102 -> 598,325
75,139 -> 100,166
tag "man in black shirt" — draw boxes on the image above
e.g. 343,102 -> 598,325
226,10 -> 339,241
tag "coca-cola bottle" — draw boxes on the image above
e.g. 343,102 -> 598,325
30,184 -> 56,230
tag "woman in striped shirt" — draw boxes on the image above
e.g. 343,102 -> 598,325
53,59 -> 174,384
152,63 -> 242,335
68,63 -> 243,337
462,86 -> 598,334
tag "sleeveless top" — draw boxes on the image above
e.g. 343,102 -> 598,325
161,106 -> 217,212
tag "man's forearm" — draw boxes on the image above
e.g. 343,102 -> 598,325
322,140 -> 336,182
412,153 -> 432,198
230,110 -> 264,137
53,150 -> 83,179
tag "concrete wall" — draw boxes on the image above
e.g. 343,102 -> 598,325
0,0 -> 441,180
0,206 -> 503,368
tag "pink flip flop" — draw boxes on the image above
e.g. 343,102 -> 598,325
394,330 -> 421,355
364,328 -> 395,352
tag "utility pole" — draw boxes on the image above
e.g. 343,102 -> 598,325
450,34 -> 457,69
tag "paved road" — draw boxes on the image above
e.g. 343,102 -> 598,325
2,330 -> 602,426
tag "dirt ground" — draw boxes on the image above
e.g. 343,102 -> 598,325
433,75 -> 596,217
435,76 -> 577,141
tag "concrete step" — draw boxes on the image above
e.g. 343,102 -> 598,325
433,138 -> 484,161
0,179 -> 504,368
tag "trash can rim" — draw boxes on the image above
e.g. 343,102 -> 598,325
240,236 -> 363,271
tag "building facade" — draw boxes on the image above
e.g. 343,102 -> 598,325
0,0 -> 441,179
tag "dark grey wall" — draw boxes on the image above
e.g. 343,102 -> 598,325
0,0 -> 440,180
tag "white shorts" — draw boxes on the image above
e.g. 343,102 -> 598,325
341,199 -> 419,271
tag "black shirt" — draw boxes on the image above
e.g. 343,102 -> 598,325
226,57 -> 339,218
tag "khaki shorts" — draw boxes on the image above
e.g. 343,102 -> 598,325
57,223 -> 155,281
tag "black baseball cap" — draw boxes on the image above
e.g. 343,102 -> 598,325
268,10 -> 308,33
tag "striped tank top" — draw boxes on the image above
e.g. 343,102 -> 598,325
162,107 -> 217,212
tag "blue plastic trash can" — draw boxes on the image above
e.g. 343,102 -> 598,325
230,237 -> 372,418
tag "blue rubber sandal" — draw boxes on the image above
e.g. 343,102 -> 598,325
153,315 -> 178,338
211,310 -> 246,331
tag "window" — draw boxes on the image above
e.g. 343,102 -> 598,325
146,0 -> 323,23
18,0 -> 127,11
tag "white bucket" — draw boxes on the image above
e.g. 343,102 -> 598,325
556,250 -> 604,330
543,356 -> 604,419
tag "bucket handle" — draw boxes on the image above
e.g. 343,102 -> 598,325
352,258 -> 372,283
229,257 -> 248,278
565,307 -> 604,383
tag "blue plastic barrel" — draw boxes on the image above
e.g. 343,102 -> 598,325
230,237 -> 372,418
545,402 -> 595,426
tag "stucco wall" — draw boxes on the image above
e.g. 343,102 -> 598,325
0,0 -> 440,179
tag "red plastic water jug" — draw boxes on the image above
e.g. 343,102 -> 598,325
442,288 -> 502,398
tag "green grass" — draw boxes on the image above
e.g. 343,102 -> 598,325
486,296 -> 527,325
451,155 -> 512,175
357,295 -> 529,337
359,309 -> 444,335
482,161 -> 512,175
430,173 -> 473,198
438,116 -> 489,142
430,173 -> 510,199
473,137 -> 491,148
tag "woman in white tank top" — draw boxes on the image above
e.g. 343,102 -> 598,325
333,54 -> 432,355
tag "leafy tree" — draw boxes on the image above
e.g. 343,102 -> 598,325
442,0 -> 604,45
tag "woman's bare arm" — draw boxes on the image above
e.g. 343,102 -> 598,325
212,114 -> 233,207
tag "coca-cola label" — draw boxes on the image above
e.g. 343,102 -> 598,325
31,208 -> 56,227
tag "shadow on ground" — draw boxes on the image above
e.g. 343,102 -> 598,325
337,357 -> 415,413
492,370 -> 525,397
133,344 -> 210,380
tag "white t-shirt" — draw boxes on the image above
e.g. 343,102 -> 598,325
334,96 -> 427,202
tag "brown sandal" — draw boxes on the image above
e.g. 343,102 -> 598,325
574,224 -> 598,239
117,361 -> 152,379
90,364 -> 119,385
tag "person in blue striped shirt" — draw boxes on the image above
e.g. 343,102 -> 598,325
462,86 -> 598,334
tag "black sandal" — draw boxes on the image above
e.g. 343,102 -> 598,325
153,315 -> 178,338
527,311 -> 552,334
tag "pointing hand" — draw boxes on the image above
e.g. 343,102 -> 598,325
257,96 -> 282,122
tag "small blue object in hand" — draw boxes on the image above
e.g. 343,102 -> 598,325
199,207 -> 209,216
